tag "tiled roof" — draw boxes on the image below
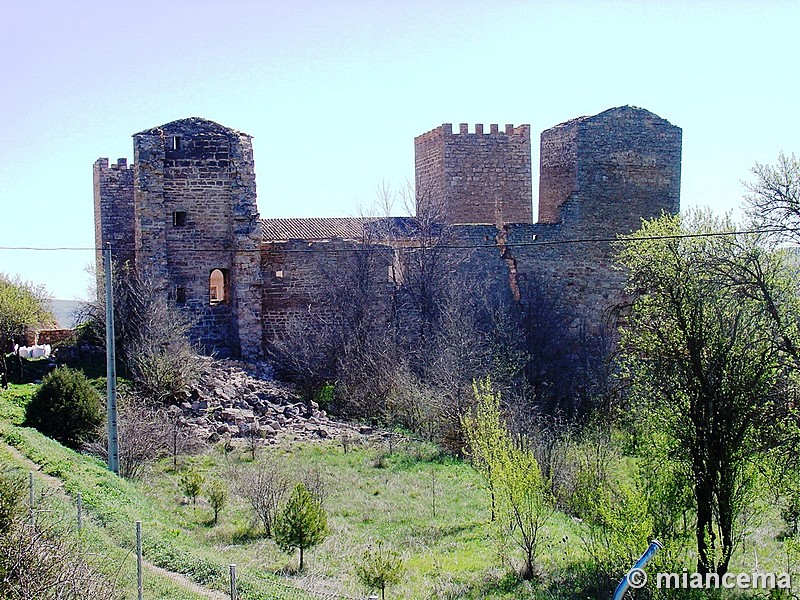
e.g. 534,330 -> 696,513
261,217 -> 367,241
260,216 -> 440,242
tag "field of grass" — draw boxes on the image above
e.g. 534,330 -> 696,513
1,380 -> 798,599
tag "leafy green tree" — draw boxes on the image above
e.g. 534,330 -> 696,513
462,378 -> 554,580
501,443 -> 555,580
616,211 -> 793,575
274,483 -> 329,571
179,468 -> 204,505
461,378 -> 509,521
206,479 -> 228,525
0,274 -> 54,388
24,367 -> 103,450
355,540 -> 405,600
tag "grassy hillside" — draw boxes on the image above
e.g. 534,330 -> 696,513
1,382 -> 796,599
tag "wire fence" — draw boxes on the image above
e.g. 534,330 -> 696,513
22,467 -> 375,600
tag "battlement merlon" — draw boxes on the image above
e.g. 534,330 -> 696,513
415,123 -> 530,143
94,157 -> 133,172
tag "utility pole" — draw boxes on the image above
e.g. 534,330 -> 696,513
104,243 -> 119,475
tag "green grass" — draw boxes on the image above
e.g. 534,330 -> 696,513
1,383 -> 798,599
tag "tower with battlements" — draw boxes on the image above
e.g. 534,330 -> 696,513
414,123 -> 533,225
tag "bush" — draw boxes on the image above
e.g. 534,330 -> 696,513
23,366 -> 103,449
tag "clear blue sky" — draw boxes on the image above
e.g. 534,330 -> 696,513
1,0 -> 798,300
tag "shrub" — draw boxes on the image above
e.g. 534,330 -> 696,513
23,366 -> 103,449
0,471 -> 116,599
234,456 -> 291,538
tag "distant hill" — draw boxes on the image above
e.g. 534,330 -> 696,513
48,299 -> 85,329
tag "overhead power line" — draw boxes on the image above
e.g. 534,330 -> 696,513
0,226 -> 798,254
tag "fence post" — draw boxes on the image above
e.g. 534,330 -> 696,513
28,471 -> 34,527
136,521 -> 143,600
229,564 -> 237,600
77,492 -> 82,530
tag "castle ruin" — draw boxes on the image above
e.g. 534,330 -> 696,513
94,106 -> 682,360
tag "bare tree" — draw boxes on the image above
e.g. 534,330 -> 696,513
86,390 -> 174,479
745,152 -> 800,244
79,263 -> 202,404
299,464 -> 329,505
234,455 -> 291,538
0,476 -> 117,599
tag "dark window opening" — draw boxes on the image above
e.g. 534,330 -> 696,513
172,136 -> 182,151
176,287 -> 187,305
173,211 -> 187,227
209,268 -> 228,305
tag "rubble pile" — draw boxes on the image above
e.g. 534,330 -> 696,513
172,358 -> 365,444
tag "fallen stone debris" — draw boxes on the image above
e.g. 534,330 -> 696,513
169,357 -> 372,446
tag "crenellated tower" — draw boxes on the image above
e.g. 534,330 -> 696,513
414,123 -> 532,225
93,157 -> 135,271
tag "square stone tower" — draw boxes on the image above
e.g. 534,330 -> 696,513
132,117 -> 263,359
538,105 -> 682,236
414,123 -> 533,225
93,157 -> 135,271
94,118 -> 263,359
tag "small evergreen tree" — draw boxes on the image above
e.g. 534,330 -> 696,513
24,367 -> 103,449
355,540 -> 405,600
179,468 -> 204,505
206,479 -> 228,525
274,483 -> 329,571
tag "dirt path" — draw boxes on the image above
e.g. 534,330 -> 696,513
144,561 -> 229,600
1,441 -> 228,600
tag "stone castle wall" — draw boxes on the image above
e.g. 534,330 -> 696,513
261,239 -> 394,345
95,106 -> 681,361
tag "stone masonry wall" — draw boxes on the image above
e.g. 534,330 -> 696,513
261,239 -> 393,345
514,106 -> 683,333
132,119 -> 263,358
539,106 -> 682,236
93,158 -> 135,275
415,123 -> 533,225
